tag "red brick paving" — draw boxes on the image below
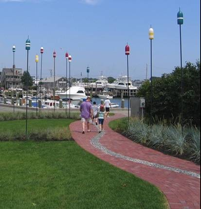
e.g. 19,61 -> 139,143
70,114 -> 200,209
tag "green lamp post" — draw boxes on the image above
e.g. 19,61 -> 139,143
177,8 -> 184,134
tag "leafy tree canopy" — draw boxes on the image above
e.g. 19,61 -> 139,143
21,71 -> 33,89
137,61 -> 200,126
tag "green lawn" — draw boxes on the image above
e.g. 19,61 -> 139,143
0,119 -> 168,209
0,119 -> 74,132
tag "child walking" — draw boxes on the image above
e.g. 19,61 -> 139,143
98,105 -> 105,133
92,101 -> 98,125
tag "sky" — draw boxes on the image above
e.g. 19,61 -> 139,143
0,0 -> 200,80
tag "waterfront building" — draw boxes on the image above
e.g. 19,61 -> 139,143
41,77 -> 67,91
1,68 -> 23,89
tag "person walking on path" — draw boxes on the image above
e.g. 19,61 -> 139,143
104,96 -> 111,118
80,96 -> 93,134
92,101 -> 98,125
98,105 -> 106,133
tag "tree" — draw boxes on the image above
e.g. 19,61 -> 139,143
108,77 -> 116,83
137,61 -> 200,126
21,71 -> 33,89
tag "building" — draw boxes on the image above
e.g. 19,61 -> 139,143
0,72 -> 2,87
1,68 -> 23,89
42,77 -> 67,90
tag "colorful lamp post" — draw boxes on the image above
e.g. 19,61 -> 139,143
25,38 -> 31,138
149,27 -> 154,125
53,51 -> 56,112
177,8 -> 184,133
35,55 -> 39,114
12,45 -> 16,113
65,52 -> 69,115
125,44 -> 130,123
68,55 -> 72,118
40,47 -> 44,102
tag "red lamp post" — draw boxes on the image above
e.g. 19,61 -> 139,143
65,52 -> 69,115
125,44 -> 130,123
68,55 -> 72,118
53,51 -> 56,112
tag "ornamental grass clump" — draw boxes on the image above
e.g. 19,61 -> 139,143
29,127 -> 72,141
128,120 -> 150,144
0,112 -> 80,121
111,118 -> 200,164
0,128 -> 72,141
164,125 -> 186,155
148,124 -> 167,149
184,127 -> 200,164
0,130 -> 26,141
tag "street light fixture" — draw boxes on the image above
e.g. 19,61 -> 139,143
177,8 -> 184,133
12,45 -> 16,113
53,51 -> 56,112
35,55 -> 39,114
25,37 -> 31,139
68,55 -> 72,118
65,52 -> 69,116
125,44 -> 130,123
149,27 -> 154,125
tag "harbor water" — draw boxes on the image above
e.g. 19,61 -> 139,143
91,97 -> 129,108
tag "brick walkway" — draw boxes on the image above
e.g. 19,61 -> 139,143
70,114 -> 200,209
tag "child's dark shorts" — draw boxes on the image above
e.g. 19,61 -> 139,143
98,119 -> 104,125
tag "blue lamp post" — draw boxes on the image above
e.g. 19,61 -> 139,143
25,38 -> 31,138
177,9 -> 184,133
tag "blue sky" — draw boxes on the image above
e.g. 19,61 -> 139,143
0,0 -> 200,80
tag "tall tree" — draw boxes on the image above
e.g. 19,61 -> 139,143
108,77 -> 116,84
21,71 -> 33,89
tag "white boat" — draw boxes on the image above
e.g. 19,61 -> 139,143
97,90 -> 113,99
57,86 -> 87,101
107,76 -> 137,90
90,76 -> 109,89
98,94 -> 113,99
98,102 -> 119,108
43,99 -> 79,109
110,103 -> 119,108
106,76 -> 138,97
